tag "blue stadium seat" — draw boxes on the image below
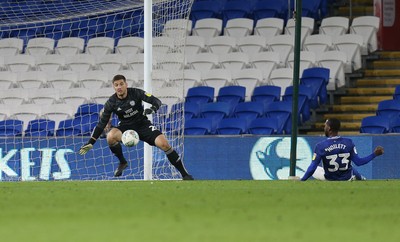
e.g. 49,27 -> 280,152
25,119 -> 55,137
376,100 -> 400,119
190,0 -> 223,23
390,117 -> 400,133
247,117 -> 279,135
282,85 -> 313,122
184,118 -> 214,135
216,117 -> 248,135
233,101 -> 264,121
0,119 -> 23,136
184,102 -> 200,120
186,86 -> 215,104
56,114 -> 99,136
200,102 -> 232,122
221,0 -> 253,26
252,0 -> 287,22
360,116 -> 390,134
393,85 -> 400,100
300,67 -> 330,106
302,0 -> 321,19
251,85 -> 281,113
216,85 -> 246,112
265,101 -> 293,134
75,103 -> 104,117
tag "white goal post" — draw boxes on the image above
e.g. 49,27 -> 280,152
0,0 -> 194,181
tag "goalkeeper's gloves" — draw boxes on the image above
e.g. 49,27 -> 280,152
143,106 -> 157,116
79,138 -> 96,155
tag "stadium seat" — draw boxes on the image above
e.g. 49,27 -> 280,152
265,101 -> 293,134
25,119 -> 56,137
86,37 -> 115,57
223,17 -> 254,38
0,88 -> 30,106
350,16 -> 380,54
0,72 -> 18,89
319,16 -> 349,36
184,102 -> 201,120
216,117 -> 248,135
287,51 -> 316,76
316,50 -> 347,91
253,17 -> 284,40
16,71 -> 47,89
186,86 -> 215,104
0,104 -> 10,120
91,87 -> 114,104
376,100 -> 400,119
200,101 -> 232,121
75,103 -> 104,117
0,119 -> 24,137
158,52 -> 186,71
170,69 -> 203,96
268,68 -> 294,96
9,104 -> 42,131
59,87 -> 91,109
267,34 -> 294,67
393,85 -> 400,100
252,0 -> 286,21
181,35 -> 206,55
282,85 -> 312,123
65,54 -> 96,72
46,70 -> 79,89
36,54 -> 66,72
5,54 -> 35,72
190,1 -> 223,23
300,67 -> 330,106
163,19 -> 193,37
247,117 -> 279,135
25,37 -> 55,56
0,37 -> 24,56
219,52 -> 249,73
115,36 -> 144,55
28,88 -> 60,105
201,69 -> 233,96
390,117 -> 400,133
78,70 -> 109,89
360,116 -> 390,134
251,85 -> 281,103
41,103 -> 75,130
249,51 -> 280,79
232,68 -> 263,101
285,17 -> 315,46
152,36 -> 175,54
55,37 -> 85,56
333,34 -> 364,72
96,53 -> 127,72
186,52 -> 219,73
56,114 -> 99,136
303,34 -> 333,57
233,101 -> 264,121
192,18 -> 223,38
206,35 -> 237,55
237,35 -> 267,55
184,118 -> 214,135
216,85 -> 246,108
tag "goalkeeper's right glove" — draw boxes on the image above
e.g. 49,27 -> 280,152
79,143 -> 93,155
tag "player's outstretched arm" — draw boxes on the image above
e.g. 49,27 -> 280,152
374,146 -> 384,156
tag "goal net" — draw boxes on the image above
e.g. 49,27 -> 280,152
0,0 -> 193,181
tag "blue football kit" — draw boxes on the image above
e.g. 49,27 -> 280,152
301,136 -> 377,181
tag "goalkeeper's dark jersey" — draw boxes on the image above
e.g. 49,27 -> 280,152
93,88 -> 161,139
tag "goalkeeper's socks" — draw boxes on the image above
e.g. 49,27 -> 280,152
109,142 -> 127,164
165,148 -> 189,177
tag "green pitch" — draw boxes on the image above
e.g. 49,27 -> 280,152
0,180 -> 399,242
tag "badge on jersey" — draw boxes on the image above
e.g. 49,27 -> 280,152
145,92 -> 152,97
130,101 -> 135,106
312,153 -> 317,161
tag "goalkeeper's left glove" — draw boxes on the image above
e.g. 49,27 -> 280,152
143,106 -> 157,116
79,143 -> 93,155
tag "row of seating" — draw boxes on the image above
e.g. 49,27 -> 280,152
360,86 -> 400,134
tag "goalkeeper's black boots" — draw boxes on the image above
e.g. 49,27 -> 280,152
114,162 -> 128,177
182,174 -> 194,180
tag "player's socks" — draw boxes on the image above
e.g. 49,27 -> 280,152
109,142 -> 127,164
165,148 -> 190,178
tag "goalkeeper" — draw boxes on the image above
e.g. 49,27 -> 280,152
79,74 -> 193,180
301,118 -> 384,181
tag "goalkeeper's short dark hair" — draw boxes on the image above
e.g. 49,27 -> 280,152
112,74 -> 126,83
327,118 -> 341,132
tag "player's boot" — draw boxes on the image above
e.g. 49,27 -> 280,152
182,174 -> 194,180
114,162 -> 128,177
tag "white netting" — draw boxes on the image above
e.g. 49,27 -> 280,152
0,0 -> 193,181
